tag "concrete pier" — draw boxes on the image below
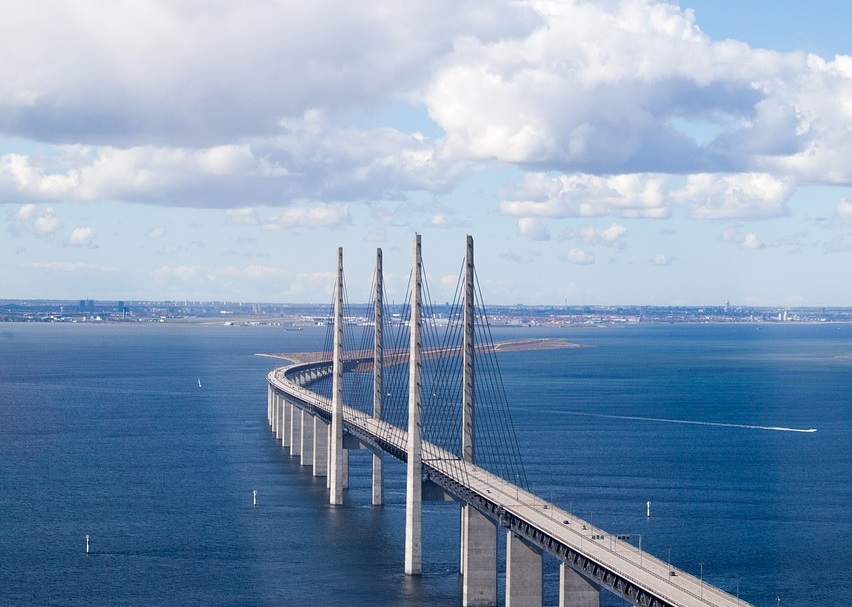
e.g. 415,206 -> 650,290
280,395 -> 291,448
462,505 -> 497,606
405,234 -> 423,576
329,247 -> 346,505
313,417 -> 328,476
506,531 -> 542,607
276,394 -> 287,445
300,409 -> 314,466
290,404 -> 301,458
372,247 -> 384,507
559,564 -> 600,607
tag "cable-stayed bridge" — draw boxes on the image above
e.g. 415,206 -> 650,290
266,235 -> 753,607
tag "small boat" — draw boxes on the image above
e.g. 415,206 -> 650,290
197,378 -> 202,388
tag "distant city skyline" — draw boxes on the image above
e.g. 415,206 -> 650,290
2,1 -> 851,306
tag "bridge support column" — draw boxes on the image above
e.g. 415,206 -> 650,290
342,444 -> 349,489
276,394 -> 285,443
280,396 -> 291,448
267,385 -> 273,428
462,505 -> 497,607
404,235 -> 423,576
312,417 -> 328,476
558,564 -> 599,607
300,409 -> 314,466
371,452 -> 382,505
329,246 -> 346,505
272,388 -> 280,437
505,531 -> 542,607
290,405 -> 301,458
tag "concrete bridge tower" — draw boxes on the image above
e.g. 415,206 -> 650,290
405,234 -> 424,575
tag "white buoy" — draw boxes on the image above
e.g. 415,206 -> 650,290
253,490 -> 257,507
646,501 -> 651,518
85,534 -> 90,554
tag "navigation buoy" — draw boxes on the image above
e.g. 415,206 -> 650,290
253,490 -> 257,507
85,534 -> 90,554
646,501 -> 651,518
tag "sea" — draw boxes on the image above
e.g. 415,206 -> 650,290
0,322 -> 849,607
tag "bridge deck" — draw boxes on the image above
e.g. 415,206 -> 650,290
269,365 -> 752,607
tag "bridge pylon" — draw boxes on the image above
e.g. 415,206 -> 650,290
460,234 -> 498,606
404,234 -> 423,575
329,246 -> 347,505
372,247 -> 384,506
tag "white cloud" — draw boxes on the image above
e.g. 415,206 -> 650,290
226,208 -> 259,225
153,265 -> 205,280
14,203 -> 37,221
501,173 -> 668,219
742,233 -> 765,250
146,226 -> 166,240
67,226 -> 96,246
0,113 -> 467,209
33,208 -> 62,235
675,173 -> 793,219
579,223 -> 628,248
837,199 -> 852,224
499,249 -> 541,265
721,226 -> 765,250
25,261 -> 113,272
0,1 -> 535,147
222,265 -> 284,279
562,248 -> 595,265
426,1 -> 852,182
517,217 -> 550,241
0,0 -> 850,219
263,203 -> 350,231
426,213 -> 470,229
650,253 -> 674,266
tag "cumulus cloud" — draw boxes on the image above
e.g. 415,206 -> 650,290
650,253 -> 674,266
146,226 -> 166,240
426,213 -> 470,229
741,233 -> 765,250
0,113 -> 469,209
426,1 -> 852,183
262,203 -> 350,230
517,217 -> 550,240
153,265 -> 206,280
0,1 -> 536,147
26,261 -> 113,272
0,0 -> 849,227
12,205 -> 64,235
721,226 -> 765,250
499,249 -> 541,264
14,203 -> 38,221
500,173 -> 668,219
226,208 -> 260,225
34,212 -> 62,235
67,226 -> 96,246
674,173 -> 794,219
579,223 -> 628,248
562,248 -> 595,265
837,199 -> 852,224
222,265 -> 284,279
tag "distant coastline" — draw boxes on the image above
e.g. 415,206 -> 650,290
4,299 -> 852,325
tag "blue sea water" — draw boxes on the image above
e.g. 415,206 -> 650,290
0,322 -> 849,607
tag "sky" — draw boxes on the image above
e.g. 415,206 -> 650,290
2,1 -> 852,307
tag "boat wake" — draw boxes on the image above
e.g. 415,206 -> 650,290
556,411 -> 817,433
